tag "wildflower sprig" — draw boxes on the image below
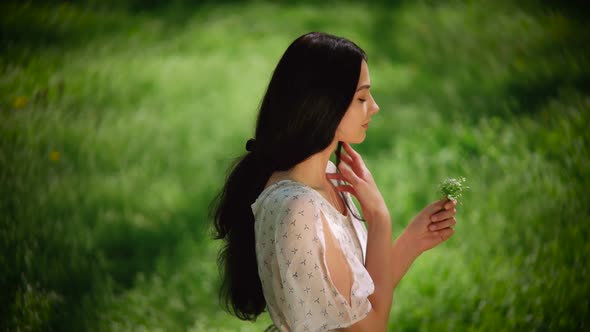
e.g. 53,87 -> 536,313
438,176 -> 469,203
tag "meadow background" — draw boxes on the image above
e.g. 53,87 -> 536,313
1,0 -> 589,331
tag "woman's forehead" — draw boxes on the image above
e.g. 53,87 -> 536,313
357,60 -> 371,88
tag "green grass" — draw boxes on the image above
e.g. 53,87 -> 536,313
1,1 -> 589,331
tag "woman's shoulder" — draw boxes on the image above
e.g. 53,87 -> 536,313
252,160 -> 338,216
252,180 -> 317,214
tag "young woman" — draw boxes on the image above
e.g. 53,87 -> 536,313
211,32 -> 458,331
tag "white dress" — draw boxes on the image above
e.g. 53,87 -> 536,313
251,161 -> 375,332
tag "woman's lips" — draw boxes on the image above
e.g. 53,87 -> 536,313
362,122 -> 370,129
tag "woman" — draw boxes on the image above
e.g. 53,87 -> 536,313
211,32 -> 458,331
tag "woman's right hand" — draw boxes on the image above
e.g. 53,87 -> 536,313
326,142 -> 390,223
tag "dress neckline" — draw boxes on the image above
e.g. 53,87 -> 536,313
260,179 -> 349,219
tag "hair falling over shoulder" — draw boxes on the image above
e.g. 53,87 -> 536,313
211,152 -> 272,320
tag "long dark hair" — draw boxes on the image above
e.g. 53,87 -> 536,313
210,32 -> 367,321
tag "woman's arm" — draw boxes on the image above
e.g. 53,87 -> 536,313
330,143 -> 458,331
362,211 -> 395,331
329,142 -> 396,331
389,231 -> 420,298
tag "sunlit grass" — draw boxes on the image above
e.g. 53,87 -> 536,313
1,1 -> 588,331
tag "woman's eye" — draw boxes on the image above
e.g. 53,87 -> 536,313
358,98 -> 366,103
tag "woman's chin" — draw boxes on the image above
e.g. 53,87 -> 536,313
351,135 -> 366,144
357,131 -> 367,143
340,132 -> 367,145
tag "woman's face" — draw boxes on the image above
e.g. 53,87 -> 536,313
335,60 -> 380,144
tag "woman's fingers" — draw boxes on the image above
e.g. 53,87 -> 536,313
326,173 -> 346,181
425,198 -> 450,215
342,142 -> 362,161
426,197 -> 457,215
338,161 -> 361,185
334,185 -> 356,196
429,227 -> 455,241
444,199 -> 457,210
339,152 -> 353,166
436,227 -> 455,240
430,208 -> 457,222
429,217 -> 456,231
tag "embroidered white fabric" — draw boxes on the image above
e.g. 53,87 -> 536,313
252,162 -> 375,332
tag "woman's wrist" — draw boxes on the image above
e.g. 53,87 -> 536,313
363,199 -> 390,222
365,208 -> 391,228
398,229 -> 422,260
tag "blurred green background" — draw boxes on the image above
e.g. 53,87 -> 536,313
1,0 -> 589,331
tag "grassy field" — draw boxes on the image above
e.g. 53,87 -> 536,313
1,1 -> 589,331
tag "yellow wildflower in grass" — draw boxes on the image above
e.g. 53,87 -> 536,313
13,96 -> 28,109
49,151 -> 60,162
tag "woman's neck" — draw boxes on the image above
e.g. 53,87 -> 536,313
267,140 -> 337,191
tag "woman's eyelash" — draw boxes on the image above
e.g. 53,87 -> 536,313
358,98 -> 366,103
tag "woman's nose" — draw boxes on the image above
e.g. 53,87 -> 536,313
372,100 -> 380,114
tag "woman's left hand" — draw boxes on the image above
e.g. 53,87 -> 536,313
402,198 -> 458,256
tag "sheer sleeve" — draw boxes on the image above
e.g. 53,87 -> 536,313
273,190 -> 371,331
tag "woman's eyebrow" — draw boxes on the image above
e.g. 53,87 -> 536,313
356,84 -> 371,92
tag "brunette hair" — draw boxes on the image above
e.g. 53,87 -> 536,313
210,31 -> 367,321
